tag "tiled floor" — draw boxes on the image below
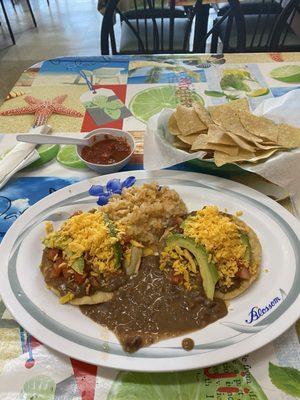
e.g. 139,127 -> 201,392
0,0 -> 102,101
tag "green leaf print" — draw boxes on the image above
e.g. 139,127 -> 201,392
108,360 -> 268,399
92,95 -> 108,108
105,107 -> 121,120
84,101 -> 96,108
204,90 -> 226,97
105,99 -> 123,110
269,362 -> 300,397
220,74 -> 251,92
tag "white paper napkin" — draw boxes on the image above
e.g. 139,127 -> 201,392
0,125 -> 52,189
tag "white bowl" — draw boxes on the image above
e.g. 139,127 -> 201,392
77,128 -> 136,174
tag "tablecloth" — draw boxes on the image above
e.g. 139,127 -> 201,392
0,52 -> 299,399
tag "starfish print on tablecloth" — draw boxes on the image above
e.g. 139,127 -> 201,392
0,95 -> 83,126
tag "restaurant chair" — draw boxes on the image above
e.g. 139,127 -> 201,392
18,0 -> 37,27
1,0 -> 37,45
1,0 -> 15,44
212,0 -> 300,52
101,0 -> 246,54
216,0 -> 283,17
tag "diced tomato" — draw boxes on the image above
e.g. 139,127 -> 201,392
170,272 -> 184,285
53,258 -> 63,267
62,268 -> 73,279
237,266 -> 250,280
50,259 -> 67,279
47,248 -> 60,261
74,272 -> 86,285
50,266 -> 62,278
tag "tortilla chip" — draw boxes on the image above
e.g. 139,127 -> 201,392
190,127 -> 238,155
207,122 -> 281,155
251,142 -> 283,150
178,133 -> 201,145
277,124 -> 300,148
173,137 -> 191,150
225,130 -> 256,152
174,104 -> 207,135
207,124 -> 237,146
192,102 -> 212,126
208,98 -> 249,116
247,149 -> 279,162
226,98 -> 250,113
215,147 -> 280,166
190,134 -> 209,150
168,113 -> 181,135
214,149 -> 255,167
198,143 -> 239,156
171,99 -> 299,166
239,112 -> 279,142
49,287 -> 114,305
70,291 -> 114,305
208,106 -> 265,145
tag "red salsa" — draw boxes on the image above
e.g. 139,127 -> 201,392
81,135 -> 131,165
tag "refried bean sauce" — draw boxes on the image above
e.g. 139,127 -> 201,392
80,256 -> 227,353
81,135 -> 131,165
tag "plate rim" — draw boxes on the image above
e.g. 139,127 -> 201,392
0,169 -> 300,372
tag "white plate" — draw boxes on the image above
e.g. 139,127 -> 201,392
0,170 -> 300,372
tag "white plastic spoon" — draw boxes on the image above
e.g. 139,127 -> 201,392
17,134 -> 91,146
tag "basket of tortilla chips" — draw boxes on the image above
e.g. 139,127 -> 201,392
167,98 -> 300,173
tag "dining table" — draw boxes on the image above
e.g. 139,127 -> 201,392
0,51 -> 299,399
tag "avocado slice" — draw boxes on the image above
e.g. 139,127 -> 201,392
240,231 -> 251,265
103,213 -> 122,268
166,233 -> 219,300
123,246 -> 143,275
43,233 -> 68,250
63,248 -> 85,275
71,257 -> 85,275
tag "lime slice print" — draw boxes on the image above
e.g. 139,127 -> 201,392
108,370 -> 202,400
270,65 -> 300,83
24,144 -> 60,170
108,361 -> 268,400
56,145 -> 87,169
248,88 -> 270,97
129,86 -> 203,123
20,375 -> 56,400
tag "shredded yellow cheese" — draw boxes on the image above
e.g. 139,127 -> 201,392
59,292 -> 74,304
45,221 -> 53,234
183,206 -> 247,288
160,247 -> 196,290
43,211 -> 119,274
